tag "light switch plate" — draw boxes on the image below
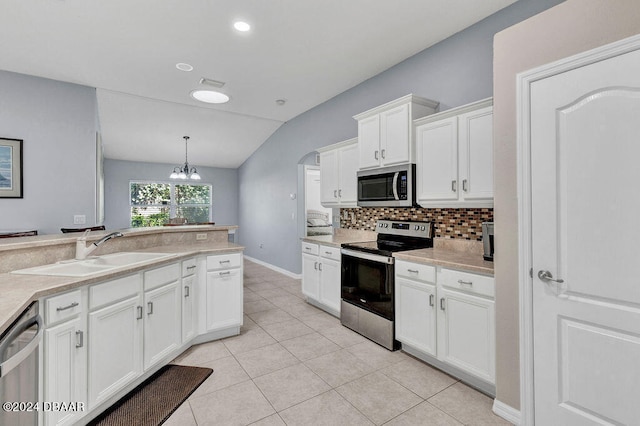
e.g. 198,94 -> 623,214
73,215 -> 86,225
196,233 -> 207,240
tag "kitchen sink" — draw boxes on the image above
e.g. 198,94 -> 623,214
11,252 -> 175,277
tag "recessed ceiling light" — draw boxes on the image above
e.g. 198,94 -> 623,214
176,63 -> 193,72
233,21 -> 251,32
275,99 -> 286,106
191,90 -> 230,104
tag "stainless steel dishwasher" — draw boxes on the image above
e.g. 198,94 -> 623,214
0,301 -> 43,426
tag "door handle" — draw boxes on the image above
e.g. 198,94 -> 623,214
56,302 -> 79,312
538,270 -> 564,284
451,180 -> 457,193
136,306 -> 143,320
318,263 -> 322,271
334,190 -> 338,198
147,301 -> 153,315
381,149 -> 386,159
374,150 -> 379,160
75,330 -> 84,348
440,297 -> 446,311
338,189 -> 342,198
462,179 -> 468,192
429,294 -> 434,307
314,261 -> 318,270
184,285 -> 190,298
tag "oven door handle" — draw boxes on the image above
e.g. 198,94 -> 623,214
0,314 -> 43,378
392,172 -> 400,201
341,248 -> 394,264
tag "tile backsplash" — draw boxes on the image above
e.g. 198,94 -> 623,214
339,207 -> 493,241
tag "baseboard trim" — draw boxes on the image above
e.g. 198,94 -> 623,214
243,255 -> 301,279
492,399 -> 521,425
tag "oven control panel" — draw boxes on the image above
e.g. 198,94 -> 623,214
377,220 -> 432,238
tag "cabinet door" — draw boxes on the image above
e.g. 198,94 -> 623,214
301,252 -> 320,300
416,117 -> 459,204
395,277 -> 437,357
144,281 -> 181,370
337,143 -> 358,205
459,106 -> 493,202
182,275 -> 196,343
206,268 -> 243,331
318,257 -> 340,313
437,287 -> 495,384
320,149 -> 340,206
358,114 -> 381,169
44,317 -> 86,426
380,103 -> 410,166
88,296 -> 143,408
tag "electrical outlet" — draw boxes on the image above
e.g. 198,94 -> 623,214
73,215 -> 86,225
196,233 -> 207,241
259,244 -> 264,249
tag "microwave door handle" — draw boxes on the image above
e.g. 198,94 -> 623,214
392,172 -> 399,200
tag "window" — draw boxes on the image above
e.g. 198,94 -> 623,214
130,181 -> 212,227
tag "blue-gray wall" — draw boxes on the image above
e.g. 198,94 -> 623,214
103,159 -> 239,230
238,0 -> 563,274
0,70 -> 98,235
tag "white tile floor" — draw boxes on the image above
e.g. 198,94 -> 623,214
166,259 -> 511,426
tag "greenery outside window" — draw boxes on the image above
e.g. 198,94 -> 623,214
130,181 -> 212,227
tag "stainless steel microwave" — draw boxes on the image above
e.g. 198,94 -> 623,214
357,164 -> 416,207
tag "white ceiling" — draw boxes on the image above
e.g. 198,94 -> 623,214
0,0 -> 516,168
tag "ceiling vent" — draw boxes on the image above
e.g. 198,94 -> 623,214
199,78 -> 226,88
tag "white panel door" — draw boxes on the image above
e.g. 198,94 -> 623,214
320,149 -> 339,206
143,281 -> 181,370
206,268 -> 243,331
531,46 -> 640,425
338,143 -> 358,204
318,257 -> 340,313
358,114 -> 381,169
380,104 -> 410,166
416,117 -> 458,202
459,106 -> 493,201
182,275 -> 196,343
395,277 -> 437,357
301,253 -> 320,300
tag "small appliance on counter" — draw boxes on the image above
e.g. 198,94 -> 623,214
482,222 -> 494,261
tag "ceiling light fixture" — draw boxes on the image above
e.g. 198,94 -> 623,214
176,63 -> 194,72
170,136 -> 201,180
191,89 -> 230,104
233,21 -> 251,32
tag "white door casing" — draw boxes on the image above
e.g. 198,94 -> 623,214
518,34 -> 640,425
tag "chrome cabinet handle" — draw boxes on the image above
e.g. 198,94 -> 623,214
219,260 -> 231,264
440,298 -> 446,311
184,285 -> 190,298
429,294 -> 434,307
305,247 -> 312,251
338,189 -> 342,198
381,149 -> 386,159
56,302 -> 79,312
458,279 -> 473,286
75,330 -> 83,348
407,269 -> 419,274
462,179 -> 468,192
219,271 -> 231,276
318,263 -> 323,271
538,270 -> 564,284
136,306 -> 143,320
451,180 -> 457,193
324,251 -> 332,255
186,265 -> 196,271
334,190 -> 338,198
314,261 -> 318,270
374,150 -> 379,160
147,302 -> 153,315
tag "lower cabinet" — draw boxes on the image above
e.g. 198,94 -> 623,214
205,253 -> 243,332
301,242 -> 341,315
395,260 -> 495,389
143,281 -> 181,370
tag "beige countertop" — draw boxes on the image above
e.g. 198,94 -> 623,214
394,247 -> 494,276
0,241 -> 243,336
301,228 -> 377,248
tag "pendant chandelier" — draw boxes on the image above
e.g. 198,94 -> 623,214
170,136 -> 201,180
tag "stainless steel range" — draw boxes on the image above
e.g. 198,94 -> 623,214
340,219 -> 433,350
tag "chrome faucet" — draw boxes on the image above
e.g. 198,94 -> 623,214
75,230 -> 123,260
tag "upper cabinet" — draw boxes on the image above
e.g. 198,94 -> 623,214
318,138 -> 358,208
415,98 -> 493,208
354,95 -> 439,170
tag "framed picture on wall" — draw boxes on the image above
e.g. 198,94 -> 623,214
0,138 -> 23,198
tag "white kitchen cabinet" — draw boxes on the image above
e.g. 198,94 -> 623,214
205,253 -> 243,332
395,261 -> 437,358
415,98 -> 493,207
88,291 -> 143,409
42,290 -> 86,426
301,242 -> 341,315
319,138 -> 358,207
181,258 -> 197,343
395,260 -> 495,389
354,94 -> 439,170
143,281 -> 181,370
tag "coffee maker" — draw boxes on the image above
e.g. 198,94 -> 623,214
482,222 -> 494,261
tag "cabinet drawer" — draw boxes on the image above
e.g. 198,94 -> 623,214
45,290 -> 83,325
206,253 -> 242,271
182,258 -> 197,277
144,263 -> 180,291
90,274 -> 141,310
438,268 -> 494,298
301,242 -> 319,256
319,245 -> 340,261
396,260 -> 436,283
